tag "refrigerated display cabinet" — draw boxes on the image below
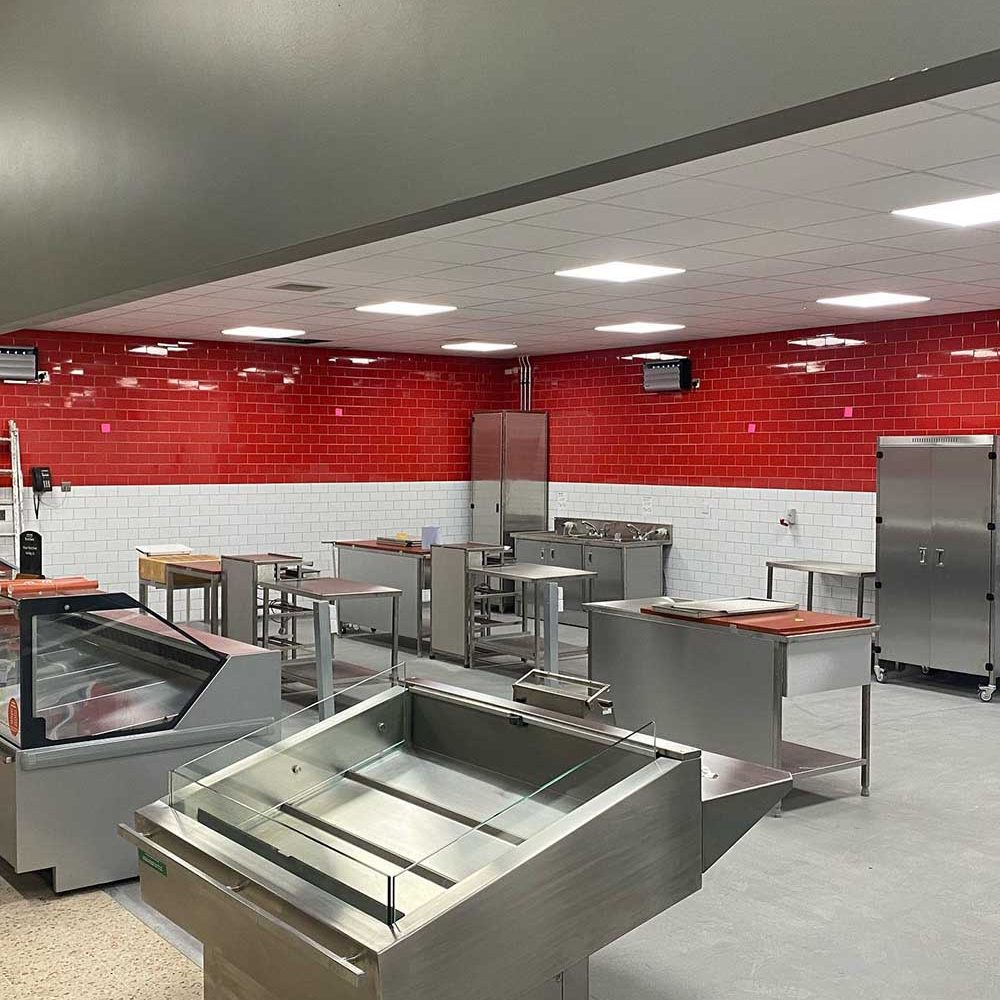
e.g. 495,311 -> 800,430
0,588 -> 280,891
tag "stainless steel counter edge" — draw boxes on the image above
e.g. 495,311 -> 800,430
511,531 -> 671,549
585,600 -> 879,644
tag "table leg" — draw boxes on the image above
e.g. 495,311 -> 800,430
806,571 -> 814,611
861,682 -> 871,797
465,570 -> 474,668
857,578 -> 865,619
260,586 -> 269,648
165,571 -> 175,623
313,600 -> 335,720
138,582 -> 148,610
766,565 -> 774,600
391,594 -> 400,668
533,580 -> 541,669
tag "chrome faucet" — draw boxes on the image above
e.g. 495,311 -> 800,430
624,523 -> 643,540
580,520 -> 602,538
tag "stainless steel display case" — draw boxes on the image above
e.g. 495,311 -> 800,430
471,410 -> 548,547
0,589 -> 280,891
122,678 -> 790,1000
876,435 -> 998,700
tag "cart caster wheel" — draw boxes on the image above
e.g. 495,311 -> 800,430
873,664 -> 886,683
979,688 -> 994,703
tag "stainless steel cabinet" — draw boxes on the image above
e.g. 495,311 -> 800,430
584,545 -> 624,604
471,411 -> 548,546
876,435 -> 997,700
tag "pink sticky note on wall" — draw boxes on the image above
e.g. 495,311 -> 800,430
334,408 -> 343,417
100,423 -> 111,433
843,406 -> 854,418
747,422 -> 757,433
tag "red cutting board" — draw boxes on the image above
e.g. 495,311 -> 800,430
700,609 -> 871,635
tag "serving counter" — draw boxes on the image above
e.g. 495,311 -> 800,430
0,587 -> 280,891
122,677 -> 791,1000
587,599 -> 875,805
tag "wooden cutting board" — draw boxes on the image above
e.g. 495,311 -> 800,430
701,609 -> 871,634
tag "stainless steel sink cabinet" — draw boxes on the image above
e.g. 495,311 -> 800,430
876,435 -> 999,701
513,523 -> 671,627
121,678 -> 789,1000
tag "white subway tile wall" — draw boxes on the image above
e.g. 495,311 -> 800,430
550,482 -> 876,617
16,482 -> 471,616
9,479 -> 876,620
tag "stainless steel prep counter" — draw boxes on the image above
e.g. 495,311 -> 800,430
587,599 -> 874,806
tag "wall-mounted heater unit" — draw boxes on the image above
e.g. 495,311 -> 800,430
0,347 -> 41,382
643,357 -> 693,392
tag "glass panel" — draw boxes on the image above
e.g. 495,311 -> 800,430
0,599 -> 21,742
29,607 -> 222,741
388,721 -> 655,919
170,668 -> 406,923
169,675 -> 654,927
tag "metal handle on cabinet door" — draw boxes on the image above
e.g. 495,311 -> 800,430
550,548 -> 556,559
119,826 -> 366,987
936,548 -> 945,567
918,546 -> 927,565
587,552 -> 593,564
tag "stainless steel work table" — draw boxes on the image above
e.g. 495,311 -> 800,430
326,539 -> 430,654
765,559 -> 876,617
587,598 -> 875,808
467,562 -> 596,671
259,576 -> 401,703
139,558 -> 223,634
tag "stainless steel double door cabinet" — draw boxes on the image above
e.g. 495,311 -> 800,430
876,436 -> 996,681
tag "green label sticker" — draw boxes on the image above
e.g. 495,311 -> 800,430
138,850 -> 167,876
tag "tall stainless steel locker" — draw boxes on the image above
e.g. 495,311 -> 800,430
876,435 -> 997,702
470,411 -> 548,546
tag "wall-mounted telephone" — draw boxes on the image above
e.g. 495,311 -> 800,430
30,467 -> 52,493
30,466 -> 52,517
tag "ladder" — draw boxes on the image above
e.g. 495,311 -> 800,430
0,420 -> 24,568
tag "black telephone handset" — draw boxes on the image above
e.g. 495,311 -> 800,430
30,467 -> 53,493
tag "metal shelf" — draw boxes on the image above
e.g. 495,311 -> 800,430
781,741 -> 866,782
474,634 -> 587,661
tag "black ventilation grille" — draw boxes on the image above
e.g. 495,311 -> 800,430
269,282 -> 330,292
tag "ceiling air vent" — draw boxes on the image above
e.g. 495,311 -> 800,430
269,282 -> 330,292
265,337 -> 328,345
643,358 -> 694,392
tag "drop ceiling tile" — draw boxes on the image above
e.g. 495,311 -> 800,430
919,263 -> 1000,283
932,82 -> 1000,110
644,247 -> 755,270
866,253 -> 992,275
938,243 -> 1000,264
544,236 -> 678,262
970,104 -> 1000,124
606,178 -> 777,216
708,197 -> 869,229
628,218 -> 766,246
792,102 -> 953,146
707,278 -> 814,299
707,231 -> 845,257
701,148 -> 900,194
794,213 -> 938,243
384,241 -> 516,265
453,223 -> 576,251
525,203 -> 676,235
810,171 -> 994,212
872,227 -> 1000,252
706,257 -> 826,278
824,114 -> 1000,169
929,153 -> 1000,187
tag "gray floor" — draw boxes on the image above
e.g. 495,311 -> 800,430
109,628 -> 1000,999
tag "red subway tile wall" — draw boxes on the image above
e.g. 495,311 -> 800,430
1,331 -> 510,485
527,310 -> 1000,492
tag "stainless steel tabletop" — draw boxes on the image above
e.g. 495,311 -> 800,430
765,559 -> 875,577
468,561 -> 597,583
221,552 -> 303,565
511,530 -> 669,549
263,576 -> 402,600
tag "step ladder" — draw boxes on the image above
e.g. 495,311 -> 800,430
0,420 -> 24,568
